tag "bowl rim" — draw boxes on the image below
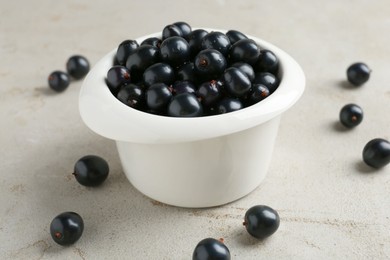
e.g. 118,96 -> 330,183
79,28 -> 305,144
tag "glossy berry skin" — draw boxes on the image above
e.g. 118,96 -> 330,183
253,72 -> 279,93
201,31 -> 231,56
66,55 -> 90,79
106,65 -> 131,92
168,93 -> 203,117
194,49 -> 227,80
126,45 -> 160,81
117,84 -> 144,110
247,84 -> 270,105
347,62 -> 371,86
229,39 -> 260,65
226,30 -> 248,45
222,67 -> 251,97
116,40 -> 139,65
160,36 -> 191,67
73,155 -> 109,187
143,62 -> 174,87
339,104 -> 363,128
162,24 -> 183,40
48,71 -> 70,92
172,81 -> 196,95
362,138 -> 390,169
192,238 -> 230,260
141,37 -> 162,48
197,80 -> 222,107
50,212 -> 84,246
255,49 -> 279,74
244,205 -> 280,239
217,98 -> 243,114
146,83 -> 172,111
173,21 -> 192,39
176,62 -> 195,82
188,29 -> 209,57
231,62 -> 255,82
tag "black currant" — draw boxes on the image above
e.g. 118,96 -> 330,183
116,40 -> 139,66
117,84 -> 144,110
347,62 -> 371,86
196,80 -> 222,107
226,30 -> 248,44
66,55 -> 90,80
194,49 -> 227,80
143,62 -> 175,87
362,138 -> 390,169
50,212 -> 84,246
141,37 -> 162,48
253,72 -> 279,93
106,65 -> 131,92
247,84 -> 270,105
188,29 -> 208,57
73,155 -> 109,187
244,205 -> 280,239
162,24 -> 183,40
146,83 -> 172,111
201,31 -> 231,56
222,67 -> 251,97
217,98 -> 243,114
231,62 -> 255,82
339,104 -> 363,128
173,21 -> 192,39
160,36 -> 191,67
48,71 -> 70,92
168,93 -> 203,117
192,238 -> 230,260
254,49 -> 279,74
229,39 -> 260,65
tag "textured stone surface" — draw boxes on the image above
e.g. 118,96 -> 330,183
1,0 -> 390,259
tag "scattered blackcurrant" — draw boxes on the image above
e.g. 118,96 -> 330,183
339,104 -> 363,128
244,205 -> 280,239
347,62 -> 371,86
50,212 -> 84,246
48,71 -> 70,92
192,238 -> 231,260
66,55 -> 90,80
362,138 -> 390,169
73,155 -> 109,187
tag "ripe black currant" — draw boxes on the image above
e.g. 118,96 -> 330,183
66,55 -> 90,80
48,71 -> 70,92
347,62 -> 371,86
244,205 -> 280,239
73,155 -> 109,187
362,138 -> 390,169
192,238 -> 230,260
50,212 -> 84,246
339,104 -> 363,128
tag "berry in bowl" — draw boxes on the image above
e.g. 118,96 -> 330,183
79,22 -> 305,208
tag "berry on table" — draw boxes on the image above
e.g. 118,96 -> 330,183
339,104 -> 363,128
243,205 -> 280,239
48,71 -> 70,92
73,155 -> 109,187
66,55 -> 90,80
192,238 -> 231,260
50,212 -> 84,245
362,138 -> 390,169
346,62 -> 371,86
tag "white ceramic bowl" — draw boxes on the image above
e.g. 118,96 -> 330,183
79,29 -> 305,208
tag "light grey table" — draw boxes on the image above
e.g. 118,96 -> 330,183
1,0 -> 389,259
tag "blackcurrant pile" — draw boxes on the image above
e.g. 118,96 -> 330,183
106,22 -> 280,117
